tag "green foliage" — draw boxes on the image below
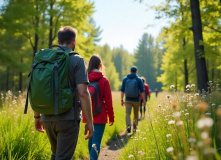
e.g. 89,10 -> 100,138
112,46 -> 134,81
0,0 -> 101,91
134,33 -> 163,91
97,44 -> 121,91
151,0 -> 221,91
0,91 -> 125,159
118,85 -> 221,160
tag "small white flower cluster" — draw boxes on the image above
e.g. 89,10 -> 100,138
128,155 -> 134,159
166,147 -> 174,153
197,117 -> 214,129
168,120 -> 175,125
170,85 -> 175,89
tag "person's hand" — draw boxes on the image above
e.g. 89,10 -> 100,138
35,118 -> 44,133
121,101 -> 125,107
84,122 -> 94,140
109,122 -> 114,126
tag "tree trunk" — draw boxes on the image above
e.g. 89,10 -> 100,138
190,0 -> 209,91
19,56 -> 23,91
33,3 -> 40,60
11,71 -> 14,90
49,0 -> 54,47
183,38 -> 189,89
6,67 -> 9,91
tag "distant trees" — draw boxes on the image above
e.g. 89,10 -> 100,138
134,33 -> 163,91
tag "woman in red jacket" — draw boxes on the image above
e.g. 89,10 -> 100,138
140,77 -> 150,118
82,54 -> 115,160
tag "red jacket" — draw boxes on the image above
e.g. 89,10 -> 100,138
82,71 -> 114,124
140,84 -> 150,100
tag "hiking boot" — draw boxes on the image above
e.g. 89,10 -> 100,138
127,126 -> 131,133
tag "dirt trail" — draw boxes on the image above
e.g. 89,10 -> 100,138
83,130 -> 133,160
98,131 -> 132,160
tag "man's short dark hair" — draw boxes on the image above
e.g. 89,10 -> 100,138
130,66 -> 137,73
58,26 -> 78,45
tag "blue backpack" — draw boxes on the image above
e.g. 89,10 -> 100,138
125,77 -> 139,98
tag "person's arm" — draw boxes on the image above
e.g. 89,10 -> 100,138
146,85 -> 150,99
139,79 -> 146,106
34,111 -> 44,133
120,78 -> 125,107
121,91 -> 125,107
103,79 -> 114,126
77,83 -> 94,140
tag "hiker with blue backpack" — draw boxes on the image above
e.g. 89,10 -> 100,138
82,54 -> 115,160
121,66 -> 146,133
25,26 -> 94,160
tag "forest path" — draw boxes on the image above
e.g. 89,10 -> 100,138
98,131 -> 133,160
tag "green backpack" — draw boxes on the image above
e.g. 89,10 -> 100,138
24,45 -> 77,115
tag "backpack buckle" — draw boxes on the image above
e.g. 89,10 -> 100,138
54,62 -> 58,70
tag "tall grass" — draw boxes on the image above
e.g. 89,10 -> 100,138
0,91 -> 125,160
118,82 -> 221,160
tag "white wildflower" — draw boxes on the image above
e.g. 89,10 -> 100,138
191,84 -> 196,88
92,144 -> 96,148
166,95 -> 171,99
184,113 -> 189,116
170,85 -> 175,89
166,134 -> 172,138
205,113 -> 211,116
197,117 -> 214,129
168,120 -> 175,125
186,84 -> 191,89
128,155 -> 134,159
166,147 -> 174,153
143,137 -> 146,140
173,112 -> 181,118
176,121 -> 184,126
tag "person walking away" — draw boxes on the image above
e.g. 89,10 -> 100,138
139,77 -> 150,118
121,66 -> 146,133
28,26 -> 94,160
82,54 -> 115,160
155,88 -> 159,97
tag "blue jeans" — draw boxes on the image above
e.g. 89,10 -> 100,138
88,124 -> 106,160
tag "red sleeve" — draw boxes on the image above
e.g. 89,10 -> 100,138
145,85 -> 150,97
103,78 -> 115,122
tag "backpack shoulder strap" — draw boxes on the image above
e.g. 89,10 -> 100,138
69,51 -> 79,55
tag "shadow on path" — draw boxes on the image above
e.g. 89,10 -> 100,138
98,130 -> 134,160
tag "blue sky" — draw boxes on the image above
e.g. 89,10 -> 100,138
91,0 -> 169,53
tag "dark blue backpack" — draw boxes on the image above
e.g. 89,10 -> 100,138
125,77 -> 139,98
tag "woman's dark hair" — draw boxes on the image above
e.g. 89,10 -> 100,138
87,54 -> 105,74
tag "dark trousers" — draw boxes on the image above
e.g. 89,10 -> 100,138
43,120 -> 80,160
140,100 -> 146,117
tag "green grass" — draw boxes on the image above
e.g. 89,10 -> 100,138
0,91 -> 126,160
117,86 -> 221,160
